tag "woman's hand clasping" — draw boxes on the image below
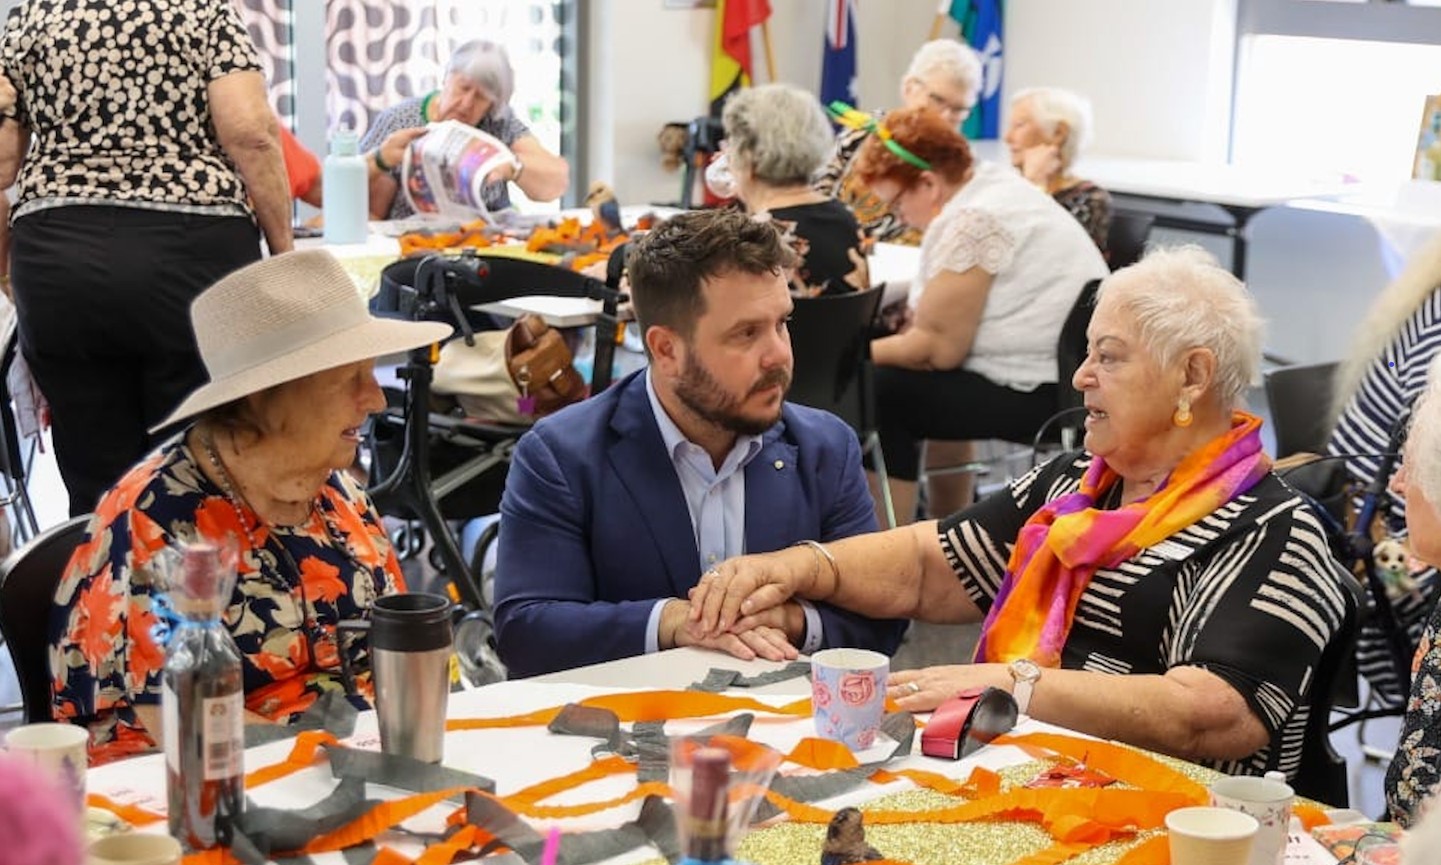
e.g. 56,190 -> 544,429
687,552 -> 801,638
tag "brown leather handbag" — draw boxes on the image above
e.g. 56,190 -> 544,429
504,314 -> 586,418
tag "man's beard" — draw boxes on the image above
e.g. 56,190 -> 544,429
675,354 -> 791,437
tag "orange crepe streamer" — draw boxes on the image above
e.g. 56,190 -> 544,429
785,737 -> 860,770
1012,841 -> 1104,865
1295,803 -> 1331,830
1114,834 -> 1171,864
444,690 -> 812,731
181,851 -> 239,865
245,730 -> 341,788
414,825 -> 477,865
87,793 -> 165,827
995,732 -> 1207,802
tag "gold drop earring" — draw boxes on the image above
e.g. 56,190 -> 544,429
1173,397 -> 1193,428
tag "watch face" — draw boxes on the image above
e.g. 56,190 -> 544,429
1011,659 -> 1041,682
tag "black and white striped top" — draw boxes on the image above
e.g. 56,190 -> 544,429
1329,287 -> 1441,523
939,452 -> 1350,779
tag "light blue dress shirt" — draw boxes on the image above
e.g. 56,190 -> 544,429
642,372 -> 823,653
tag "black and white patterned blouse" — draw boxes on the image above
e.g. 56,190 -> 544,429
360,96 -> 532,220
940,451 -> 1350,780
1053,180 -> 1112,257
813,123 -> 923,246
0,0 -> 262,222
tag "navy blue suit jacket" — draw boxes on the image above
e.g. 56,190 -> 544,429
494,371 -> 906,677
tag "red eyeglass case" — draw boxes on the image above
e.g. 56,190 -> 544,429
920,685 -> 1019,760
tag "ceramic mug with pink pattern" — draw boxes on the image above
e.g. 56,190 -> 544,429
1209,771 -> 1294,865
810,648 -> 889,751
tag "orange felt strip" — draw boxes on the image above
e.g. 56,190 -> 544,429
87,793 -> 165,827
245,730 -> 341,788
1114,833 -> 1171,864
444,691 -> 811,730
996,732 -> 1207,803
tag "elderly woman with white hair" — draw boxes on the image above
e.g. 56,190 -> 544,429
814,38 -> 981,245
1004,86 -> 1112,254
1385,353 -> 1441,826
361,39 -> 569,220
722,84 -> 866,296
689,246 -> 1351,780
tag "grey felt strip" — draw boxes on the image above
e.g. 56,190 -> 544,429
326,743 -> 496,797
635,794 -> 682,865
463,789 -> 661,865
690,661 -> 811,692
752,711 -> 917,823
549,703 -> 624,752
339,843 -> 378,865
234,777 -> 373,855
245,691 -> 359,748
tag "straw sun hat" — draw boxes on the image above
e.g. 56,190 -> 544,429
152,249 -> 453,431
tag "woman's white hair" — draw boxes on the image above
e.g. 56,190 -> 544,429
1331,229 -> 1441,421
1011,86 -> 1092,169
1406,354 -> 1441,508
447,40 -> 515,115
903,39 -> 982,108
1099,245 -> 1265,409
722,84 -> 836,186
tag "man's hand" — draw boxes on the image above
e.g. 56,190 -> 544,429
686,549 -> 812,639
660,599 -> 798,662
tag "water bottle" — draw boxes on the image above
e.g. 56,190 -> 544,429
162,544 -> 244,851
323,126 -> 368,245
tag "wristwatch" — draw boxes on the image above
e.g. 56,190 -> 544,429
1008,658 -> 1042,716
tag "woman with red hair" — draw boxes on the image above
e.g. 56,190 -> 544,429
856,107 -> 1107,522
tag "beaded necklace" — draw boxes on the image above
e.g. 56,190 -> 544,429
197,427 -> 370,673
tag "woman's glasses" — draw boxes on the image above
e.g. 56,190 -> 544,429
923,87 -> 973,122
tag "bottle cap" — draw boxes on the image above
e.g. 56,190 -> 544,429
331,126 -> 359,156
171,543 -> 231,616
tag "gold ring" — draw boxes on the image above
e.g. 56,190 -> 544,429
905,681 -> 920,694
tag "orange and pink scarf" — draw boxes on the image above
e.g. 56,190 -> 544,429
973,411 -> 1271,667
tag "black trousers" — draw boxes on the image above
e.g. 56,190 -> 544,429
875,364 -> 1060,481
11,206 -> 260,516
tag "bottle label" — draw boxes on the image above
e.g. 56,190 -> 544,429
163,683 -> 179,772
202,691 -> 244,781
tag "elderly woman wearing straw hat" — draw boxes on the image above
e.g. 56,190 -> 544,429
690,246 -> 1352,780
47,250 -> 451,764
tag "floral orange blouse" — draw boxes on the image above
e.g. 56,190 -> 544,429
50,436 -> 406,764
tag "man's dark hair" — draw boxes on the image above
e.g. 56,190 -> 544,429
625,209 -> 798,341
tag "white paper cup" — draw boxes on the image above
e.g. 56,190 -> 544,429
1209,772 -> 1294,865
810,648 -> 889,751
87,833 -> 183,865
5,722 -> 90,815
1166,806 -> 1259,865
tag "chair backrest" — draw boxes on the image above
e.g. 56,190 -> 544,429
1292,566 -> 1364,806
787,286 -> 885,436
1106,211 -> 1154,271
0,316 -> 28,484
0,515 -> 90,722
1264,360 -> 1341,458
1033,278 -> 1103,447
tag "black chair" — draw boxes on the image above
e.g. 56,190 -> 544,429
1293,567 -> 1365,807
787,286 -> 893,526
1106,211 -> 1154,271
0,515 -> 90,723
0,318 -> 40,544
1264,360 -> 1341,458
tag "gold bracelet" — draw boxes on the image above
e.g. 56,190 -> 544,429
792,540 -> 839,595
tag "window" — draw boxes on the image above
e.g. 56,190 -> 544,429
1233,0 -> 1441,182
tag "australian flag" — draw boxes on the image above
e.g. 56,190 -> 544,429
820,0 -> 858,112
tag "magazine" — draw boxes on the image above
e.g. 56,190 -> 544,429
400,119 -> 519,218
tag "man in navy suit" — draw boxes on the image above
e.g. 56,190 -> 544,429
495,209 -> 905,677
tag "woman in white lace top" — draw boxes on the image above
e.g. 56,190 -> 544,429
856,106 -> 1108,522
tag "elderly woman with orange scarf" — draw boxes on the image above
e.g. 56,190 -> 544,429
688,246 -> 1351,779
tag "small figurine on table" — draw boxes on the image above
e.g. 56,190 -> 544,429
821,807 -> 883,865
584,181 -> 623,233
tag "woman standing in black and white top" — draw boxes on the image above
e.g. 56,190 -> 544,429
0,0 -> 293,517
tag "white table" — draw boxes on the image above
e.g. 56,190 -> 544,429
1073,154 -> 1344,278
